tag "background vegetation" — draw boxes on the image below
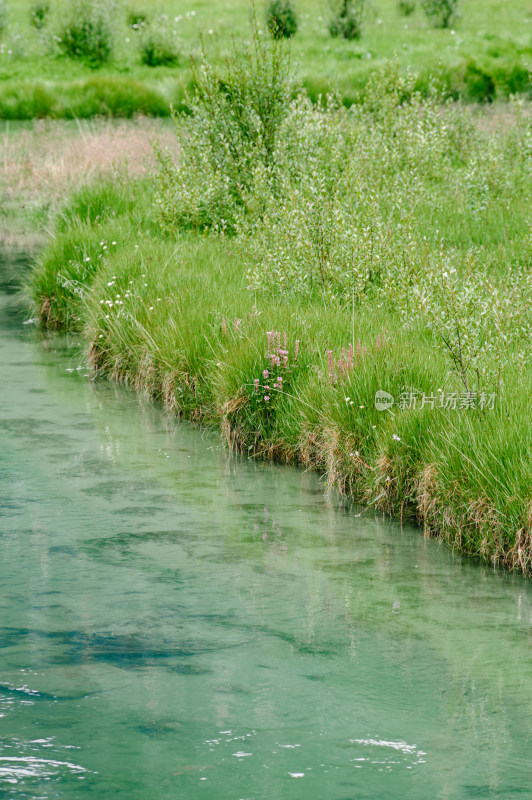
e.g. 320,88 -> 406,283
0,0 -> 530,118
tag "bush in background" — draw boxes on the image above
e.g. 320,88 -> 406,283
56,0 -> 115,67
421,0 -> 458,28
328,0 -> 369,40
139,24 -> 180,67
30,1 -> 50,30
397,0 -> 416,16
126,8 -> 149,30
266,0 -> 298,39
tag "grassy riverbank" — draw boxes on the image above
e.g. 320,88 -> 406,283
28,52 -> 532,576
0,0 -> 531,119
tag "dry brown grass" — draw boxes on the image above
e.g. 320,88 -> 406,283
0,117 -> 178,240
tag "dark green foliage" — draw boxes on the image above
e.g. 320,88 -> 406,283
266,0 -> 298,39
57,0 -> 114,67
397,0 -> 416,16
328,0 -> 368,40
421,0 -> 458,28
0,0 -> 7,38
30,1 -> 50,30
463,61 -> 495,102
139,26 -> 180,67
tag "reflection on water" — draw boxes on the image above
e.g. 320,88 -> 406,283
1,248 -> 531,799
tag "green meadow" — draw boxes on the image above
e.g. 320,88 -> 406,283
0,0 -> 531,118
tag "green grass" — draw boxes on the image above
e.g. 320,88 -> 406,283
1,0 -> 531,118
28,166 -> 532,575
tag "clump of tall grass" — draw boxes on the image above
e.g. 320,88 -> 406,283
0,76 -> 176,119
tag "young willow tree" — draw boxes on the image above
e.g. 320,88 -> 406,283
155,18 -> 296,235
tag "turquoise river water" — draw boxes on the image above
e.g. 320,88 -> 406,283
0,249 -> 531,800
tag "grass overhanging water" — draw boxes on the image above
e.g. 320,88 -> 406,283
27,25 -> 532,575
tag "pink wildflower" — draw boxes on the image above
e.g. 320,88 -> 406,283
263,369 -> 269,380
254,379 -> 259,393
327,349 -> 334,376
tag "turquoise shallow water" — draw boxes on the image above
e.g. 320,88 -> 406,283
0,249 -> 531,800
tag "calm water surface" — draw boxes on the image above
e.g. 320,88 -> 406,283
1,249 -> 531,800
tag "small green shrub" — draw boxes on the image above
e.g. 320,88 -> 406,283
397,0 -> 416,16
156,15 -> 296,233
139,25 -> 180,67
463,61 -> 495,102
56,0 -> 115,67
30,1 -> 50,30
328,0 -> 369,40
266,0 -> 298,39
421,0 -> 458,28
